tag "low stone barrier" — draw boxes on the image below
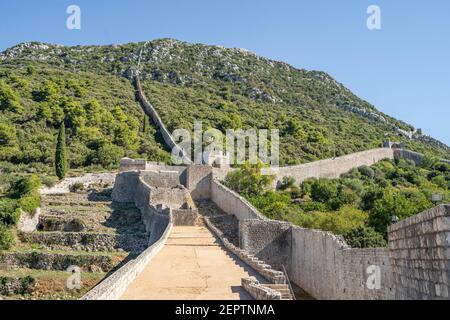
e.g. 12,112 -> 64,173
0,251 -> 115,272
40,173 -> 116,194
18,231 -> 149,253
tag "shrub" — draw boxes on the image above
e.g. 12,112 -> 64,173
18,191 -> 41,215
70,182 -> 84,192
0,198 -> 20,226
0,224 -> 14,251
300,178 -> 317,197
279,176 -> 296,191
358,165 -> 375,179
309,205 -> 368,235
224,162 -> 274,198
12,175 -> 41,198
310,179 -> 338,203
343,226 -> 387,248
300,201 -> 327,212
0,80 -> 22,113
250,191 -> 291,219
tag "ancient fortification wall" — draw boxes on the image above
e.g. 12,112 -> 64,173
211,179 -> 449,300
274,148 -> 395,186
134,76 -> 191,164
211,180 -> 265,221
388,205 -> 450,299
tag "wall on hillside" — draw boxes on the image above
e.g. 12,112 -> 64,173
134,76 -> 191,164
388,205 -> 450,299
274,148 -> 395,186
210,180 -> 265,221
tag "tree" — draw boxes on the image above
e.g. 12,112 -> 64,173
142,113 -> 148,133
0,80 -> 22,113
224,161 -> 274,198
55,122 -> 68,179
343,226 -> 387,248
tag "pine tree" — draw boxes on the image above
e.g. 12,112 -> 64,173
55,122 -> 68,179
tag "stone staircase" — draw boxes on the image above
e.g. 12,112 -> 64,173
196,200 -> 295,300
0,189 -> 149,299
264,283 -> 294,300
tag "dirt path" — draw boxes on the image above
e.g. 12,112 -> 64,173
120,225 -> 262,300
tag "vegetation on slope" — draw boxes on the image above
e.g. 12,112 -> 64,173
1,39 -> 448,165
225,157 -> 449,247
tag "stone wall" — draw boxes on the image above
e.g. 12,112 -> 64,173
289,226 -> 394,300
141,170 -> 181,188
18,231 -> 149,253
186,165 -> 213,200
111,171 -> 140,202
210,180 -> 265,221
17,209 -> 40,232
134,76 -> 191,164
274,148 -> 395,186
239,219 -> 292,267
172,209 -> 198,226
388,205 -> 450,299
40,173 -> 116,194
81,177 -> 173,300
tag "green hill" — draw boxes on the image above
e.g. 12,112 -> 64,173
0,38 -> 449,173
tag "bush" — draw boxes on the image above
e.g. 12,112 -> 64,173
300,178 -> 317,197
224,162 -> 274,198
12,175 -> 41,198
358,165 -> 375,179
309,205 -> 368,235
250,191 -> 291,219
0,224 -> 14,251
18,191 -> 41,215
279,176 -> 296,191
70,182 -> 84,192
0,198 -> 20,226
343,226 -> 387,248
310,179 -> 338,203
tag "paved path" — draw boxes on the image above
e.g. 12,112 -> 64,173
120,225 -> 262,300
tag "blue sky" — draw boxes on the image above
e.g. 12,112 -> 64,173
1,0 -> 449,145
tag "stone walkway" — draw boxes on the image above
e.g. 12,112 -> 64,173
120,225 -> 263,300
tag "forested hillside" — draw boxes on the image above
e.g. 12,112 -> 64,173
1,39 -> 447,169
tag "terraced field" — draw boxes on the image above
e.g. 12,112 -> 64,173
0,189 -> 148,300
